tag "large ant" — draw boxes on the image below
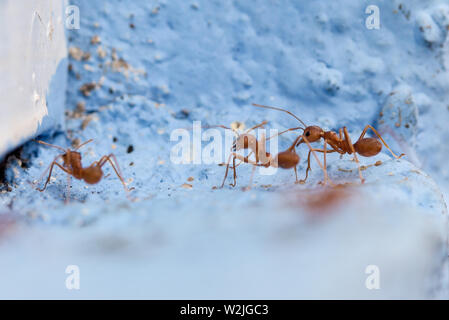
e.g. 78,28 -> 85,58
252,103 -> 405,185
34,139 -> 133,200
218,121 -> 324,190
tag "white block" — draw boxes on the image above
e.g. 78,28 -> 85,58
0,0 -> 67,158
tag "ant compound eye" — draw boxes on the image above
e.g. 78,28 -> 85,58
305,131 -> 310,137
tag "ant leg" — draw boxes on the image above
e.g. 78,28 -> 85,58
357,125 -> 405,159
231,156 -> 237,187
66,175 -> 71,204
299,150 -> 313,184
230,153 -> 260,191
231,151 -> 254,169
300,149 -> 337,185
221,154 -> 234,188
36,161 -> 57,192
107,154 -> 133,192
98,154 -> 133,193
322,139 -> 329,186
243,165 -> 257,191
289,146 -> 299,183
36,161 -> 71,192
343,127 -> 365,183
320,140 -> 338,186
338,129 -> 344,159
34,155 -> 61,188
228,151 -> 258,188
301,136 -> 333,186
223,150 -> 257,187
321,141 -> 339,187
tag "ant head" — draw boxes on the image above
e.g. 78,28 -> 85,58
302,126 -> 324,143
82,165 -> 103,185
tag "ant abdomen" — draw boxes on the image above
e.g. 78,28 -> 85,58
276,151 -> 300,169
82,166 -> 103,184
353,138 -> 382,157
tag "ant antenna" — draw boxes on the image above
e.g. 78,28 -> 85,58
201,125 -> 231,130
252,103 -> 307,129
75,139 -> 94,150
35,140 -> 66,152
266,126 -> 304,141
200,124 -> 239,137
194,121 -> 268,138
244,120 -> 268,134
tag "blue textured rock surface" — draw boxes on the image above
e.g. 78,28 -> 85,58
1,0 -> 449,298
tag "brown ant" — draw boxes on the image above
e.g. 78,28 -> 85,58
252,103 -> 405,185
34,139 -> 133,201
217,121 -> 324,190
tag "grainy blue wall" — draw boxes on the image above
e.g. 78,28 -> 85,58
65,0 -> 449,191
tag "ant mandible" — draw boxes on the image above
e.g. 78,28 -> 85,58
34,139 -> 133,201
252,103 -> 405,185
218,121 -> 324,190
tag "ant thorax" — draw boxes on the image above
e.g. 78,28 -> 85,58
324,131 -> 340,142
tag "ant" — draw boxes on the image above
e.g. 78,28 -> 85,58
252,103 -> 405,185
217,121 -> 324,190
34,139 -> 133,201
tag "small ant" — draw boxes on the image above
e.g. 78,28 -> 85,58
34,139 -> 133,201
252,103 -> 405,185
217,121 -> 324,190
